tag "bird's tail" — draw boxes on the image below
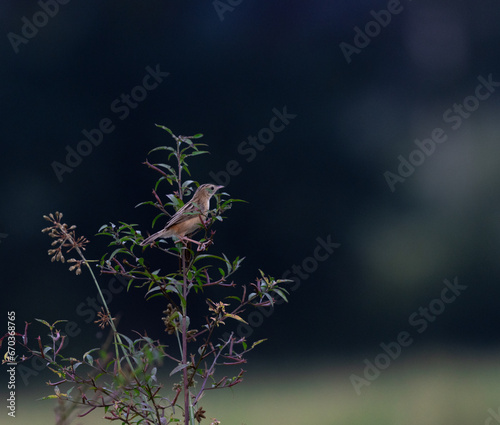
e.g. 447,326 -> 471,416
140,229 -> 171,246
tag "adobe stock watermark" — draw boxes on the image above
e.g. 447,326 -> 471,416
0,233 -> 8,244
6,311 -> 17,418
51,64 -> 169,183
209,106 -> 296,187
213,0 -> 243,22
17,274 -> 129,387
223,235 -> 340,341
339,0 -> 412,64
484,406 -> 500,425
384,74 -> 500,192
349,277 -> 466,395
7,0 -> 71,54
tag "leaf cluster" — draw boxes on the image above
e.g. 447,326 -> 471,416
15,125 -> 291,425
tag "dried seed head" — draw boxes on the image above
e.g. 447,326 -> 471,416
194,407 -> 206,423
43,212 -> 90,270
94,308 -> 114,329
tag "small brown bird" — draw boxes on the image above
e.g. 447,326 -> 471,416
140,183 -> 223,246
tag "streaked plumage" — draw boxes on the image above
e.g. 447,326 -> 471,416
141,184 -> 223,245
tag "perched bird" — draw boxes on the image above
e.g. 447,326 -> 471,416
140,184 -> 223,246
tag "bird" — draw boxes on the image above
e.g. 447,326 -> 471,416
140,183 -> 223,246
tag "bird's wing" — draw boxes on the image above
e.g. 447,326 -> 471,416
165,201 -> 202,228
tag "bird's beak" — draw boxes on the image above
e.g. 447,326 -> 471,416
216,185 -> 224,191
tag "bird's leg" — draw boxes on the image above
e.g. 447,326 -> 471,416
178,236 -> 202,246
197,239 -> 213,252
177,235 -> 213,252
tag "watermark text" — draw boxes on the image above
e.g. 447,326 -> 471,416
209,106 -> 296,187
384,74 -> 500,192
51,65 -> 169,183
7,0 -> 71,54
350,277 -> 466,395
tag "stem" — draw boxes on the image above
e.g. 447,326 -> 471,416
186,321 -> 216,390
192,338 -> 230,405
175,136 -> 194,424
176,136 -> 183,198
181,247 -> 190,425
75,246 -> 136,377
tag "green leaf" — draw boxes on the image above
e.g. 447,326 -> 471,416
193,254 -> 224,263
145,286 -> 164,300
166,193 -> 182,207
154,176 -> 168,191
38,395 -> 59,400
108,247 -> 125,261
181,137 -> 194,146
95,231 -> 112,238
66,386 -> 75,397
233,256 -> 245,270
169,363 -> 190,376
225,295 -> 241,302
251,339 -> 267,349
83,348 -> 99,365
273,288 -> 289,302
35,318 -> 53,330
273,288 -> 288,302
48,367 -> 65,379
154,163 -> 176,174
224,313 -> 248,324
189,150 -> 209,157
182,180 -> 195,189
276,278 -> 294,285
154,124 -> 173,135
222,253 -> 233,274
152,213 -> 167,228
263,293 -> 273,305
119,333 -> 134,349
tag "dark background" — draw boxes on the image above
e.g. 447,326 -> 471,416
2,0 -> 500,380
